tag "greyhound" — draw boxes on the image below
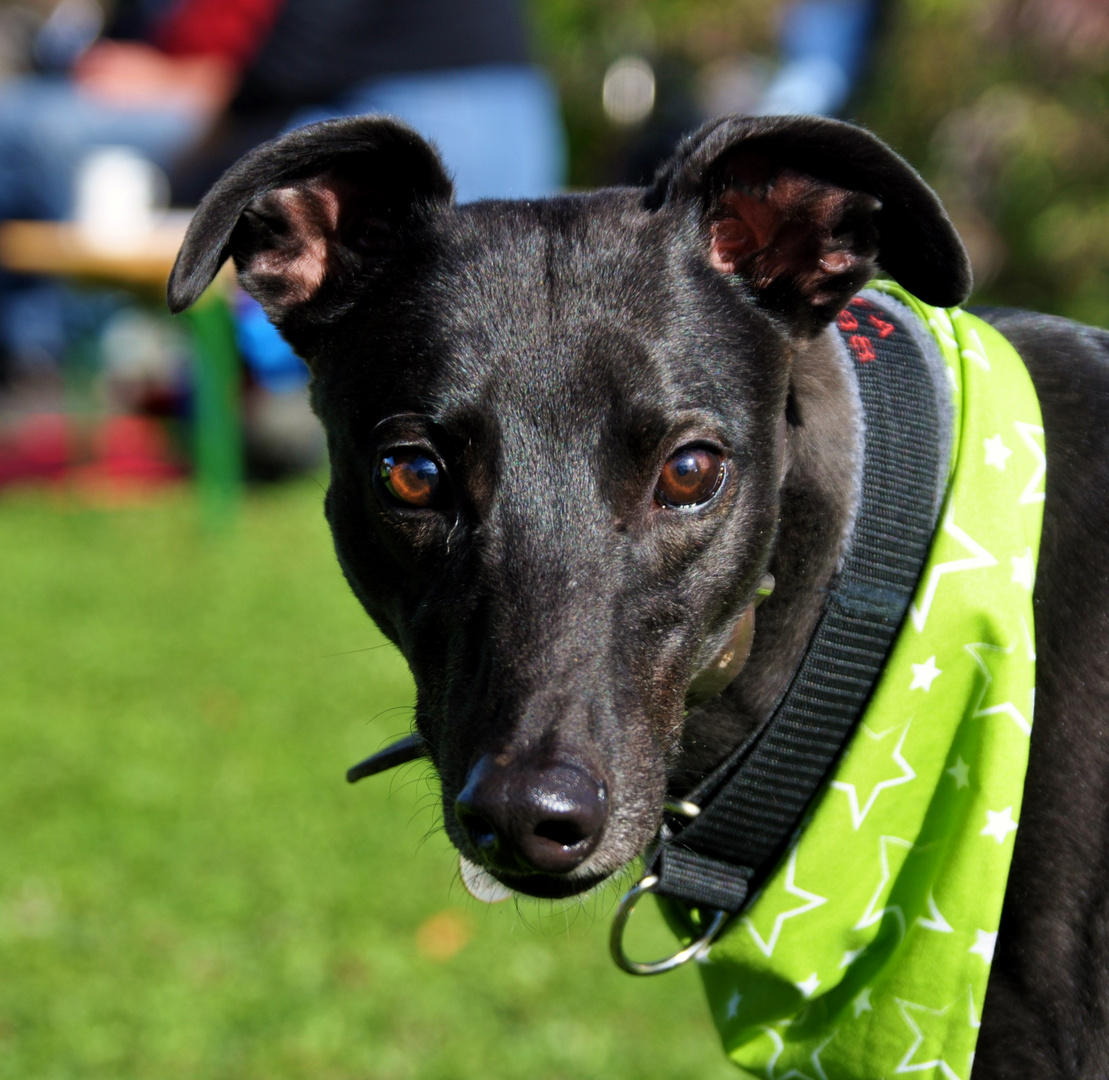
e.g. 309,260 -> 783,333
169,113 -> 1109,1076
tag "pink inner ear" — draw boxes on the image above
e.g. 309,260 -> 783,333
250,178 -> 344,306
709,190 -> 779,274
710,171 -> 843,274
707,162 -> 875,307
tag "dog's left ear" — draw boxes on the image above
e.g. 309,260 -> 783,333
649,115 -> 972,333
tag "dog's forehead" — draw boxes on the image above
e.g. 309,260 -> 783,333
411,192 -> 768,428
437,192 -> 669,343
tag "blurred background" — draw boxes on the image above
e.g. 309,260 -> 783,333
1,1 -> 1107,1077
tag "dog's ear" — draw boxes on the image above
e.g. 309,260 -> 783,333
648,115 -> 972,333
167,116 -> 452,332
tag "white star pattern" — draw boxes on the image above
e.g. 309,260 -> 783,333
981,807 -> 1019,844
831,723 -> 917,830
763,1027 -> 835,1080
946,756 -> 970,789
744,848 -> 828,958
725,990 -> 742,1019
840,946 -> 865,969
1014,421 -> 1046,505
910,656 -> 942,691
796,973 -> 822,999
1010,548 -> 1035,590
916,891 -> 954,934
893,996 -> 968,1080
967,988 -> 981,1030
926,307 -> 959,353
983,434 -> 1011,470
910,505 -> 997,633
1020,614 -> 1037,662
763,1026 -> 789,1080
969,929 -> 997,963
965,642 -> 1032,736
854,835 -> 914,940
854,988 -> 874,1017
959,324 -> 991,372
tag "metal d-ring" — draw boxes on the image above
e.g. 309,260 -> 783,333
609,873 -> 729,975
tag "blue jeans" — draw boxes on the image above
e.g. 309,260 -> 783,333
293,65 -> 565,202
238,65 -> 566,390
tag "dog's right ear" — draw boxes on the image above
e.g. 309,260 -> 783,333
167,116 -> 452,331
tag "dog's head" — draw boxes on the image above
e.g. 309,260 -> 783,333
170,115 -> 969,900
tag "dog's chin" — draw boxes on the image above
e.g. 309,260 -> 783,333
491,868 -> 612,900
460,854 -> 613,901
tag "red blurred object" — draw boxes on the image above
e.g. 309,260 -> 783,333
69,415 -> 186,503
154,0 -> 283,67
0,413 -> 185,502
0,413 -> 72,487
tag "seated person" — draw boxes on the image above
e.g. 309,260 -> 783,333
0,0 -> 564,388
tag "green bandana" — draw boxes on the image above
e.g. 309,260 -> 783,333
687,283 -> 1045,1079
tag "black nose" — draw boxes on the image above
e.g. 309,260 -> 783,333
454,755 -> 607,876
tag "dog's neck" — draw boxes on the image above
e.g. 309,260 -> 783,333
672,327 -> 864,792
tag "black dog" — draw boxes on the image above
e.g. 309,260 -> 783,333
169,114 -> 1109,1076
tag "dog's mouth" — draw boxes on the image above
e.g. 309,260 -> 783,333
459,854 -> 612,902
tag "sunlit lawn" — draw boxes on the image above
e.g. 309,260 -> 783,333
0,480 -> 734,1080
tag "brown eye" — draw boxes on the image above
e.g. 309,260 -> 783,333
656,445 -> 725,508
380,449 -> 441,508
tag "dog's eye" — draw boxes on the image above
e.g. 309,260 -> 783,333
656,445 -> 725,508
380,449 -> 441,508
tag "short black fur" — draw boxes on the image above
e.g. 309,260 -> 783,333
170,114 -> 1109,1076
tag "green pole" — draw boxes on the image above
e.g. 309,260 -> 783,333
183,290 -> 241,531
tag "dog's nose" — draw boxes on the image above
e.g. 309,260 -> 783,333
454,756 -> 607,876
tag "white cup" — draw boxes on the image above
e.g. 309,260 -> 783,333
74,146 -> 168,252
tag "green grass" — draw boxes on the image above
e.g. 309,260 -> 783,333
0,481 -> 734,1080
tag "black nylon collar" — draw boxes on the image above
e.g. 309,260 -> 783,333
648,291 -> 946,915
